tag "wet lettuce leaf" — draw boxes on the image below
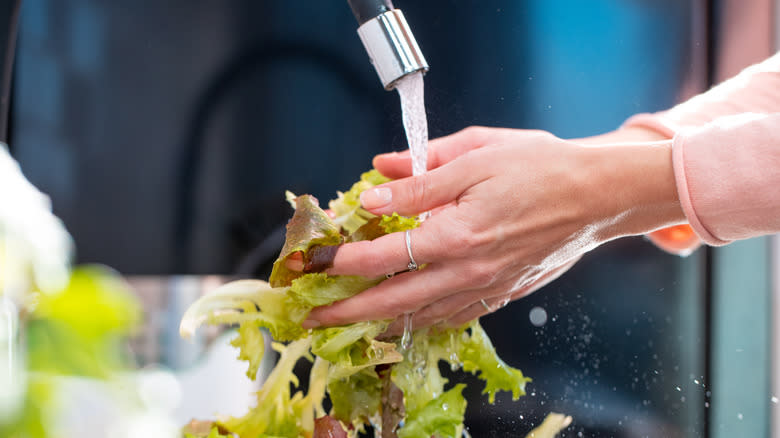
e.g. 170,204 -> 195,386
456,321 -> 532,403
327,369 -> 384,429
397,384 -> 468,438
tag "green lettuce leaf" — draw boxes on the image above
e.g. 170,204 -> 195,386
328,170 -> 390,234
327,369 -> 384,429
289,273 -> 382,308
397,384 -> 468,438
231,323 -> 266,380
220,339 -> 312,437
454,321 -> 532,403
179,280 -> 309,343
312,321 -> 402,380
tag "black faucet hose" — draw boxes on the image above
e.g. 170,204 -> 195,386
347,0 -> 394,25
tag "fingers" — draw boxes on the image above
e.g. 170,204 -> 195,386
442,259 -> 578,327
373,126 -> 498,179
305,263 -> 472,327
359,156 -> 485,217
327,217 -> 455,277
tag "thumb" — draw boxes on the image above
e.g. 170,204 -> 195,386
360,157 -> 483,217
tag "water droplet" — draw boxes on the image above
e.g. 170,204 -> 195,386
401,313 -> 413,350
772,396 -> 779,404
675,386 -> 682,392
529,307 -> 548,327
737,413 -> 743,420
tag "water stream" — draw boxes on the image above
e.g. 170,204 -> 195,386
394,72 -> 429,351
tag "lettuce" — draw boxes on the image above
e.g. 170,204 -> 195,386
456,321 -> 532,403
231,322 -> 266,380
328,170 -> 390,234
219,339 -> 313,437
327,369 -> 384,429
397,384 -> 468,438
270,194 -> 343,288
180,279 -> 309,343
179,170 -> 538,438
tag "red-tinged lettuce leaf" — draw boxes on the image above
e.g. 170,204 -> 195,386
270,195 -> 343,288
313,416 -> 348,438
182,421 -> 232,438
348,214 -> 419,243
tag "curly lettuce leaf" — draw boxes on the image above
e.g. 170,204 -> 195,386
391,335 -> 449,416
220,339 -> 312,438
289,273 -> 382,308
328,170 -> 390,234
454,321 -> 532,403
397,384 -> 467,438
180,280 -> 309,343
270,195 -> 343,287
231,323 -> 266,380
312,321 -> 402,380
327,369 -> 384,428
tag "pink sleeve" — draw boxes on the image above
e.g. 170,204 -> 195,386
672,113 -> 780,245
624,51 -> 780,135
622,51 -> 780,251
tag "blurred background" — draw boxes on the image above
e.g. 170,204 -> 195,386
5,0 -> 779,436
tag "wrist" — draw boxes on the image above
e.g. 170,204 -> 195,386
575,126 -> 670,146
582,140 -> 686,240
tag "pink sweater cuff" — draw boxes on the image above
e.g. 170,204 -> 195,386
670,113 -> 780,246
671,133 -> 730,246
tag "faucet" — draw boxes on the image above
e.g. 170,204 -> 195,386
347,0 -> 429,90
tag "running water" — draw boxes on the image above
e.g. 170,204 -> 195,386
395,72 -> 429,351
395,72 -> 429,180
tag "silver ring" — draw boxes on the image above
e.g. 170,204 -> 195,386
405,229 -> 418,271
480,299 -> 491,312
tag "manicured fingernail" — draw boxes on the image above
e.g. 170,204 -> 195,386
360,187 -> 392,210
302,319 -> 321,329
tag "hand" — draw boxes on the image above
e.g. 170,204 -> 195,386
303,127 -> 685,330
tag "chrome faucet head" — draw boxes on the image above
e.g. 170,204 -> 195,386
348,1 -> 429,90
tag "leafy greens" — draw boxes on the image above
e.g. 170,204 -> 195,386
179,170 -> 533,438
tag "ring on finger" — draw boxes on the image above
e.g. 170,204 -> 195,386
405,229 -> 419,272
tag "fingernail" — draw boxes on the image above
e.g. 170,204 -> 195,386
360,187 -> 392,210
302,319 -> 321,329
